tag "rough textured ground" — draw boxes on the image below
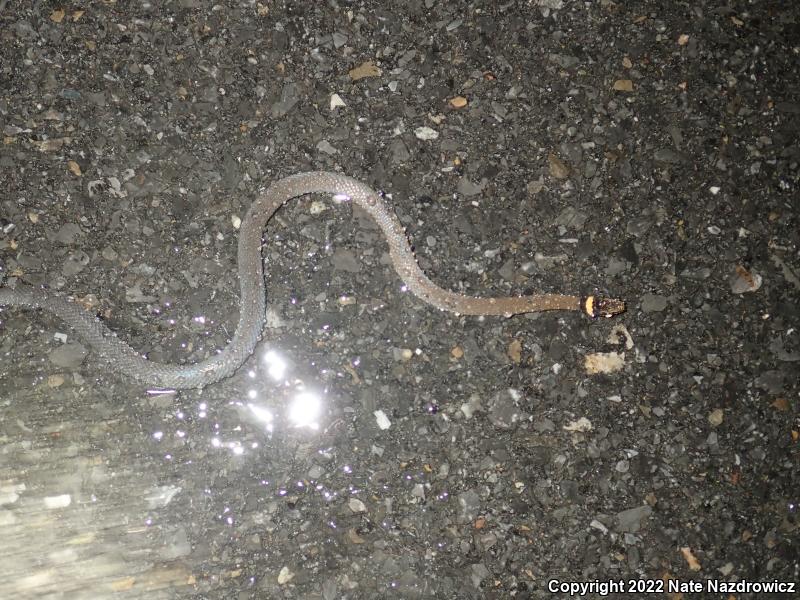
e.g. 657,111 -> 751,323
1,1 -> 798,599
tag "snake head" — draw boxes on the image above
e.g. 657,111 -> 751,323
582,295 -> 626,318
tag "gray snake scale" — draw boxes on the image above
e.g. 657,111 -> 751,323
0,172 -> 625,388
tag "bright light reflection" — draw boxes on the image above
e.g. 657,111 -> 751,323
210,437 -> 247,456
146,388 -> 176,396
153,431 -> 163,441
288,391 -> 322,429
248,403 -> 274,432
262,350 -> 287,380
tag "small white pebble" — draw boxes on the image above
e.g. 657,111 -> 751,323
718,562 -> 734,576
709,186 -> 721,195
44,494 -> 71,509
590,519 -> 609,534
277,566 -> 294,584
708,408 -> 724,426
348,498 -> 367,513
330,93 -> 346,110
414,126 -> 439,140
563,417 -> 593,432
374,410 -> 391,430
309,200 -> 327,214
231,215 -> 241,230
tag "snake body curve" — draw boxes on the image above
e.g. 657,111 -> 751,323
0,171 -> 624,388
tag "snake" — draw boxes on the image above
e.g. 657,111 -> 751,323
0,171 -> 625,389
